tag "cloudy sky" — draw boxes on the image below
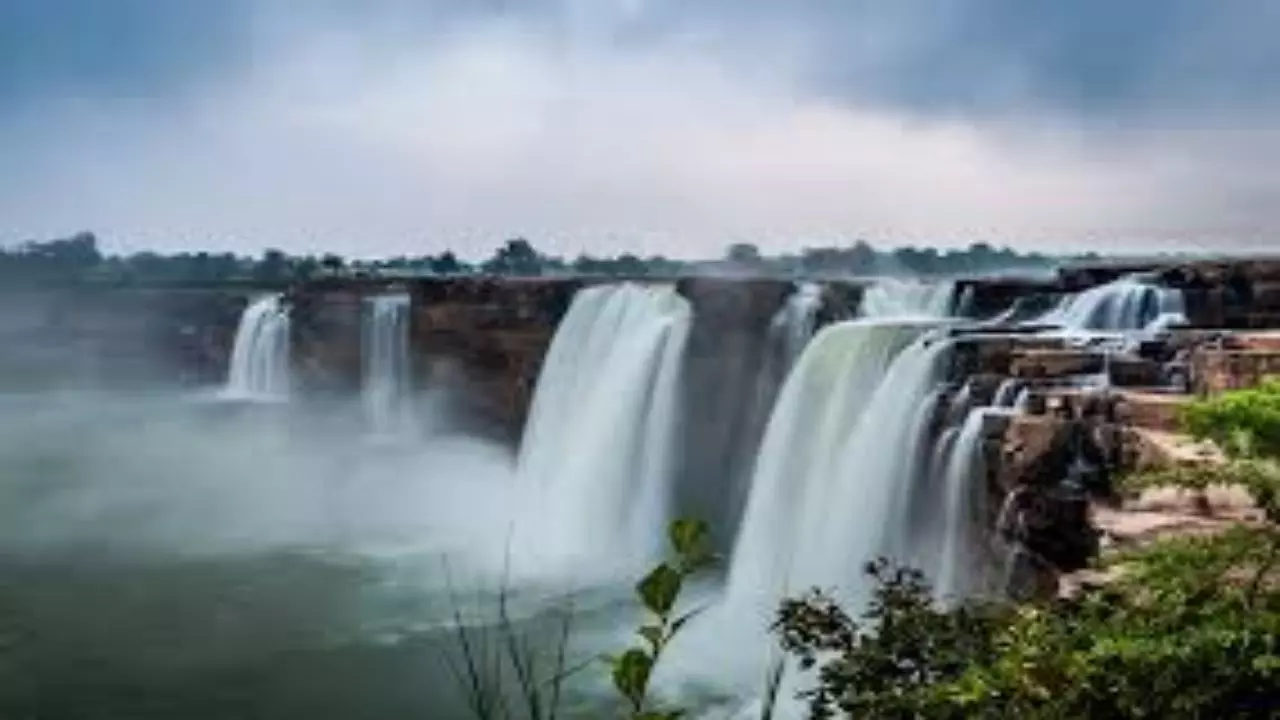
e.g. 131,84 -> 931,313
2,0 -> 1278,259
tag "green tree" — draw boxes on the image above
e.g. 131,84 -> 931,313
484,238 -> 542,276
320,253 -> 345,276
430,251 -> 464,275
726,242 -> 762,265
253,248 -> 290,284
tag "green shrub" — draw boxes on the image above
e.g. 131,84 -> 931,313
774,543 -> 1280,719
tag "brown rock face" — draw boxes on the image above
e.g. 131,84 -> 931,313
408,278 -> 581,440
673,276 -> 793,545
1156,259 -> 1280,328
1111,391 -> 1186,433
1190,346 -> 1280,395
991,414 -> 1106,595
289,287 -> 364,393
1010,349 -> 1105,379
953,277 -> 1061,319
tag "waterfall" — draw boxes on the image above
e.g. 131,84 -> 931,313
861,278 -> 955,318
931,409 -> 991,600
768,282 -> 825,366
1038,276 -> 1186,331
724,319 -> 950,618
992,379 -> 1022,408
675,281 -> 830,552
225,294 -> 291,399
724,282 -> 828,536
1013,387 -> 1032,412
515,283 -> 692,575
362,294 -> 413,435
955,284 -> 977,317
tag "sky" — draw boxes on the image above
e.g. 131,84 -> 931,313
2,0 -> 1278,259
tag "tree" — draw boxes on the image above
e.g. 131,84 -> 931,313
847,241 -> 877,273
726,242 -> 762,265
7,231 -> 104,283
483,238 -> 542,276
430,251 -> 463,275
320,253 -> 345,276
292,255 -> 320,282
253,248 -> 290,284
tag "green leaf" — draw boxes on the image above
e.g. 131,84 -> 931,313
669,518 -> 709,558
638,563 -> 682,617
611,647 -> 653,709
636,712 -> 685,720
638,624 -> 665,653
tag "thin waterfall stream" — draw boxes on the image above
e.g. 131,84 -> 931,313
225,294 -> 291,400
362,293 -> 413,435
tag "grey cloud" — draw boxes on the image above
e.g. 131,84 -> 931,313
6,1 -> 1279,121
646,0 -> 1280,121
1,0 -> 1278,254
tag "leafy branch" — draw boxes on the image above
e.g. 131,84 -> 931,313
605,518 -> 715,720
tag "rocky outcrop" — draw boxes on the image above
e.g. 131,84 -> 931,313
1190,342 -> 1280,395
288,287 -> 364,393
953,277 -> 1061,320
968,324 -> 1278,598
673,277 -> 793,546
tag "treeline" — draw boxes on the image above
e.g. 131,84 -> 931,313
721,240 -> 1079,276
0,232 -> 1096,288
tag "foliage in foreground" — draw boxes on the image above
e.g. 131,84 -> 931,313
604,519 -> 716,720
774,379 -> 1280,719
445,520 -> 717,720
776,542 -> 1279,719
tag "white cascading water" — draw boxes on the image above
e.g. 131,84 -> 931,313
727,278 -> 963,614
515,283 -> 692,577
699,316 -> 952,710
861,278 -> 955,318
723,282 -> 830,548
725,320 -> 951,619
992,378 -> 1022,408
1038,276 -> 1186,331
769,282 -> 825,365
225,294 -> 291,399
931,408 -> 991,600
1014,387 -> 1033,412
362,294 -> 414,435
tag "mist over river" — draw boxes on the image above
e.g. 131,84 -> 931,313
0,388 -> 674,719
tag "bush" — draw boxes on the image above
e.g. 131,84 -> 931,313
774,542 -> 1280,719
